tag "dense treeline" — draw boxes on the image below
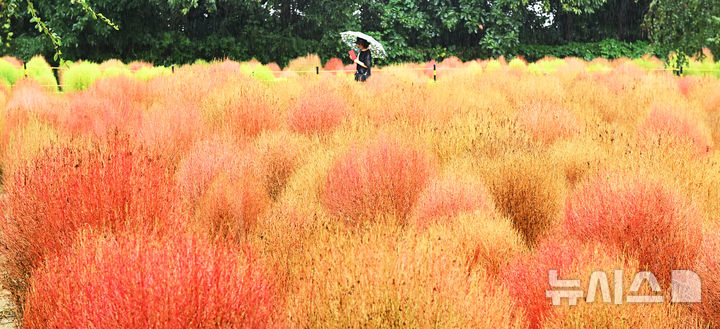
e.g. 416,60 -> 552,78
0,0 -> 718,66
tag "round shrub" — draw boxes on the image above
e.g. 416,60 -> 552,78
503,240 -> 590,329
286,54 -> 322,76
65,75 -> 149,136
449,214 -> 526,277
23,231 -> 282,328
254,132 -> 303,201
176,136 -> 247,206
61,61 -> 101,92
563,174 -> 703,284
503,240 -> 628,329
0,57 -> 23,86
323,58 -> 346,73
0,136 -> 178,314
532,242 -> 701,329
322,137 -> 435,224
639,105 -> 713,155
200,82 -> 279,139
176,137 -> 269,241
508,58 -> 527,70
240,62 -> 276,82
413,177 -> 495,228
677,76 -> 696,97
693,232 -> 720,326
193,171 -> 269,242
517,101 -> 581,145
486,154 -> 565,247
25,56 -> 57,91
4,79 -> 64,128
291,222 -> 526,328
288,86 -> 348,134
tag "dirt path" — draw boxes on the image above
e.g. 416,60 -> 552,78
0,290 -> 14,328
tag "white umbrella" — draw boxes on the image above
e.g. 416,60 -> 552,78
340,31 -> 387,59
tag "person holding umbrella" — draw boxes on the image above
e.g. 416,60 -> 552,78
353,38 -> 372,82
340,31 -> 386,83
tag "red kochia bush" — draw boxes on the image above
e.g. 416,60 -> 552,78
517,101 -> 581,144
503,240 -> 628,329
563,174 -> 703,284
4,79 -> 65,128
23,231 -> 281,329
693,233 -> 720,326
176,137 -> 244,206
176,137 -> 268,241
503,241 -> 589,329
640,105 -> 713,154
288,86 -> 349,134
413,177 -> 495,228
65,75 -> 149,136
0,135 -> 178,312
322,137 -> 434,223
677,76 -> 696,97
323,58 -> 346,73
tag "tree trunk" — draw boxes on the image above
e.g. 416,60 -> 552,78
565,13 -> 574,42
617,0 -> 629,40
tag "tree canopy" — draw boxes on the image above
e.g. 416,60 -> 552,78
0,0 -> 717,66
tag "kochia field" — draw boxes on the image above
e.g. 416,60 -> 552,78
0,54 -> 719,328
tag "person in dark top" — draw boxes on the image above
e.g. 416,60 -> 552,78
354,38 -> 372,82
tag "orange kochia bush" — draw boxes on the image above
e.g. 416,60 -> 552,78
322,137 -> 435,223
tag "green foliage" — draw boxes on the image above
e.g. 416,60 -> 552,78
2,0 -> 654,66
644,0 -> 720,62
518,39 -> 651,61
25,55 -> 56,90
2,0 -> 714,68
7,35 -> 51,61
61,61 -> 100,92
0,58 -> 22,85
0,0 -> 118,62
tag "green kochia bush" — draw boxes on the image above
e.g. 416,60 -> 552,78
25,56 -> 58,91
527,59 -> 566,74
134,66 -> 171,81
686,60 -> 720,79
62,62 -> 101,92
0,58 -> 23,87
632,57 -> 663,70
240,62 -> 276,82
101,65 -> 131,79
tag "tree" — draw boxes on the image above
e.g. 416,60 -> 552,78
644,0 -> 720,64
1,0 -> 117,61
0,0 -> 669,65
